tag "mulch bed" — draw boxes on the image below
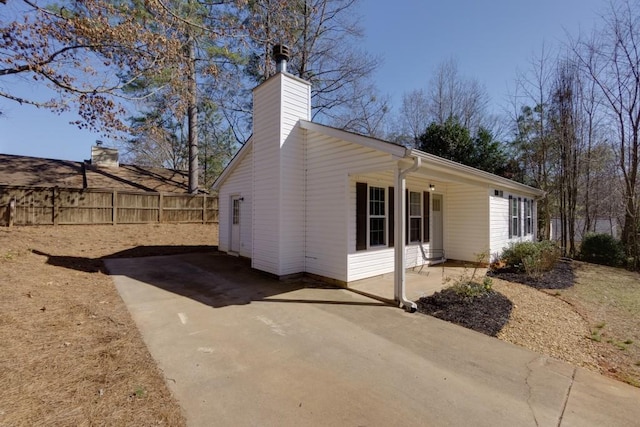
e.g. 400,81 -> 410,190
417,259 -> 576,337
416,289 -> 513,337
487,259 -> 575,289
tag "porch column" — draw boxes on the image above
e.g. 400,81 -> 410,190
394,158 -> 420,312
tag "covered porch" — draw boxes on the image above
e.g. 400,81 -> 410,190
347,261 -> 486,305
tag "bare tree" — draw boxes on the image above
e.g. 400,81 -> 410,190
243,0 -> 380,121
574,0 -> 640,267
331,79 -> 390,138
550,58 -> 583,256
399,89 -> 430,146
509,46 -> 556,239
426,58 -> 491,133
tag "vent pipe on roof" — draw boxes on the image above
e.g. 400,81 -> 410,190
273,44 -> 290,73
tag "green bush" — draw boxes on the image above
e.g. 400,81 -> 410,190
500,240 -> 560,275
579,233 -> 625,267
451,277 -> 493,299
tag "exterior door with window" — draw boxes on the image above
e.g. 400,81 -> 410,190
432,194 -> 443,253
230,196 -> 241,253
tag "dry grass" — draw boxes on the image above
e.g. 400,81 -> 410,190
555,262 -> 640,387
0,224 -> 218,426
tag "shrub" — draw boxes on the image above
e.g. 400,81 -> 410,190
443,250 -> 493,300
500,240 -> 560,275
450,277 -> 493,299
579,233 -> 625,267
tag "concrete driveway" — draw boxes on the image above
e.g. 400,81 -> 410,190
106,253 -> 640,427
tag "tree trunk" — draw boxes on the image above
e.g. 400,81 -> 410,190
187,38 -> 199,194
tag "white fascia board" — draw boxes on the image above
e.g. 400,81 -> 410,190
409,148 -> 545,197
299,120 -> 408,158
212,137 -> 253,190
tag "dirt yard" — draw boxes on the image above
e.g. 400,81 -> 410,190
2,224 -> 638,426
0,224 -> 218,426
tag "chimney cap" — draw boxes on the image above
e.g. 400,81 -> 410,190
272,44 -> 290,62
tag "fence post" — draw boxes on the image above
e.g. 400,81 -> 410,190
202,194 -> 206,224
52,187 -> 58,226
8,198 -> 15,227
159,193 -> 163,223
112,190 -> 118,225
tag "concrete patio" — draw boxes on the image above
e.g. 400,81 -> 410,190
348,261 -> 484,304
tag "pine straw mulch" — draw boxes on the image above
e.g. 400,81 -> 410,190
417,259 -> 640,386
0,224 -> 218,426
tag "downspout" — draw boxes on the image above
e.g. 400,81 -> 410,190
395,156 -> 421,312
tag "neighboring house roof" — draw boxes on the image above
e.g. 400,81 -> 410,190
214,120 -> 544,197
0,153 -> 192,193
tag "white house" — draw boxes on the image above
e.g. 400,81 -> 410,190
213,48 -> 544,310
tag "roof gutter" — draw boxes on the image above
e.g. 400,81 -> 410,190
407,148 -> 544,196
394,155 -> 420,312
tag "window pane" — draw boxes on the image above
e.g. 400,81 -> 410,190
370,218 -> 386,246
369,187 -> 385,216
409,191 -> 421,216
232,199 -> 240,224
369,186 -> 386,247
410,217 -> 421,242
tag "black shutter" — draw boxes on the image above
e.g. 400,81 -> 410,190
518,197 -> 522,237
405,189 -> 409,244
508,195 -> 513,238
356,182 -> 367,251
524,199 -> 528,234
388,186 -> 394,247
423,191 -> 430,243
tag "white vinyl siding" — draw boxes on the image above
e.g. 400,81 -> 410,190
218,145 -> 253,258
305,131 -> 396,282
278,77 -> 309,275
489,191 -> 509,259
252,76 -> 282,275
489,189 -> 535,260
445,183 -> 489,261
251,73 -> 310,276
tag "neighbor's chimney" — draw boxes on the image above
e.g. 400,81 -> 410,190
273,44 -> 290,74
91,144 -> 119,167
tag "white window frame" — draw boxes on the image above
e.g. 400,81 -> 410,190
409,190 -> 422,243
511,196 -> 520,237
524,199 -> 533,235
368,186 -> 387,247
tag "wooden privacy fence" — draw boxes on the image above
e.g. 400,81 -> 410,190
0,186 -> 218,226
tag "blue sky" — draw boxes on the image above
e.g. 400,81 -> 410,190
0,0 -> 605,162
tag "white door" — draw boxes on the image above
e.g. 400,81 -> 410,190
230,196 -> 241,253
432,194 -> 443,254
